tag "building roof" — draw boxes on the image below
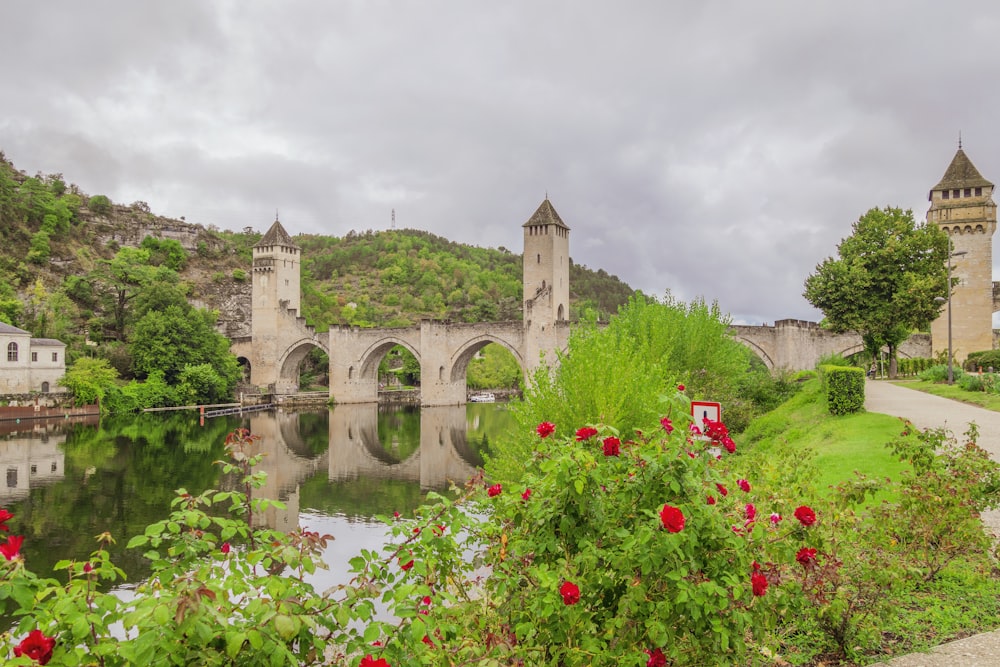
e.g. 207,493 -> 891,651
0,322 -> 29,336
30,338 -> 65,347
255,219 -> 299,249
522,198 -> 570,230
930,148 -> 994,197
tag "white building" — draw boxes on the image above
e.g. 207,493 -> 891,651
0,322 -> 67,395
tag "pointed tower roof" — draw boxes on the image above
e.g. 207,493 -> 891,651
255,219 -> 299,248
522,198 -> 570,230
930,148 -> 994,197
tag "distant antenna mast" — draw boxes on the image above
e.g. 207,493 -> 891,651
275,209 -> 280,222
391,208 -> 396,229
958,131 -> 963,150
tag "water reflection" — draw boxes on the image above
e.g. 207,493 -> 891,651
248,404 -> 497,530
0,416 -> 98,503
0,404 -> 512,584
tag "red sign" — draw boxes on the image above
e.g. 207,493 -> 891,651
691,401 -> 722,424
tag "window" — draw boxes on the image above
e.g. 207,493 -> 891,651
6,342 -> 17,362
52,352 -> 57,362
31,352 -> 37,362
6,468 -> 16,488
942,190 -> 950,199
953,189 -> 960,198
964,188 -> 972,197
976,187 -> 983,196
41,382 -> 49,393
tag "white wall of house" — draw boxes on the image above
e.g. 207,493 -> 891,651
0,323 -> 67,394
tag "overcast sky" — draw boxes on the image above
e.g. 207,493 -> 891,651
3,2 -> 999,325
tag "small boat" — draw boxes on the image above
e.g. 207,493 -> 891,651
469,392 -> 496,403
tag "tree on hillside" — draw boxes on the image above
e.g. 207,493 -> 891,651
803,206 -> 950,377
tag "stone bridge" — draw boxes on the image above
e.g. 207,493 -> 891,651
731,319 -> 932,370
328,319 -> 535,405
240,200 -> 574,406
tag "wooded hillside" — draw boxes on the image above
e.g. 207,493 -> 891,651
0,154 -> 636,367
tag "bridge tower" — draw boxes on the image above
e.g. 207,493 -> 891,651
522,198 -> 570,370
927,146 -> 997,361
250,218 -> 302,389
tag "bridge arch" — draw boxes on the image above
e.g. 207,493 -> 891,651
447,335 -> 525,383
277,338 -> 330,392
358,337 -> 421,382
733,336 -> 776,370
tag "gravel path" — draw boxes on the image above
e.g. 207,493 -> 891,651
862,379 -> 1000,667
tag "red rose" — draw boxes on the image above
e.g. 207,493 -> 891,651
400,558 -> 414,571
13,629 -> 56,665
716,483 -> 728,497
659,504 -> 685,533
796,547 -> 817,567
1,534 -> 24,561
645,647 -> 667,667
359,655 -> 390,667
575,426 -> 598,441
559,580 -> 580,605
769,512 -> 782,526
737,479 -> 751,493
744,503 -> 756,522
660,417 -> 674,434
220,542 -> 231,554
751,570 -> 768,597
0,508 -> 12,532
487,484 -> 502,497
602,436 -> 620,457
706,495 -> 716,505
722,435 -> 736,453
677,384 -> 685,391
794,505 -> 817,526
521,488 -> 532,501
536,421 -> 556,438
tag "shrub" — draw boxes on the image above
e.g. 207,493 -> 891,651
965,350 -> 1000,372
88,194 -> 113,215
819,365 -> 865,415
958,373 -> 985,392
232,268 -> 248,282
919,364 -> 965,383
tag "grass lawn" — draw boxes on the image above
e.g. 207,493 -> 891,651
892,377 -> 1000,412
740,379 -> 911,500
737,376 -> 1000,665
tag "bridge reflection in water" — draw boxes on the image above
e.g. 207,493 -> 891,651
245,405 -> 492,531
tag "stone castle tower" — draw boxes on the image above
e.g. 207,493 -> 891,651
927,147 -> 997,360
250,219 -> 302,388
522,198 -> 570,368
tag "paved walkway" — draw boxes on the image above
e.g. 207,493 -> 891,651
863,379 -> 1000,667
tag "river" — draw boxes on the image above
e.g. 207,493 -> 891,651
0,402 -> 515,591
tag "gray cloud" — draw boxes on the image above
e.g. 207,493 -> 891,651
3,1 -> 999,325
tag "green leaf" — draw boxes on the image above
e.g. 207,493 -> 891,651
226,632 -> 247,658
127,535 -> 149,549
274,614 -> 297,641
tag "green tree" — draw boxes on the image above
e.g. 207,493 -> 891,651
467,343 -> 521,389
88,194 -> 113,215
803,207 -> 950,377
60,357 -> 120,406
129,305 -> 240,398
93,246 -> 156,340
0,278 -> 23,326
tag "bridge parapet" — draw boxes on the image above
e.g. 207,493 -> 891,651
731,321 -> 932,371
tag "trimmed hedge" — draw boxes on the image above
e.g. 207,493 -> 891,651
819,364 -> 865,415
965,350 -> 1000,372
